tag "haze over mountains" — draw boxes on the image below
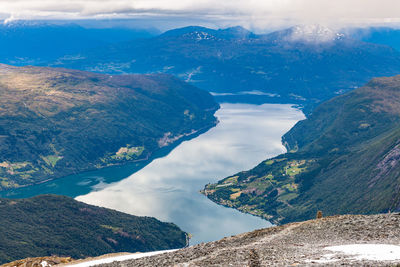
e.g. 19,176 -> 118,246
0,21 -> 156,65
1,22 -> 400,109
349,27 -> 400,52
51,24 -> 400,108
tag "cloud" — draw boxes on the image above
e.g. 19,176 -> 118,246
1,0 -> 400,30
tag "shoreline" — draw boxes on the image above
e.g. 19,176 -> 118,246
200,189 -> 276,223
0,120 -> 218,199
198,102 -> 306,225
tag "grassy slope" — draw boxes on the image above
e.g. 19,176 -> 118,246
0,194 -> 187,264
0,64 -> 218,190
204,75 -> 400,224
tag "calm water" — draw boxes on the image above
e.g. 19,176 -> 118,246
77,103 -> 304,244
1,103 -> 304,245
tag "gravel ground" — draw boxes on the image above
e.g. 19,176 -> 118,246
95,213 -> 400,266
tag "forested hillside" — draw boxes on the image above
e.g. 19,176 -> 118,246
0,195 -> 187,264
0,64 -> 218,190
204,75 -> 400,223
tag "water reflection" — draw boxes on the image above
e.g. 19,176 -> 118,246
77,103 -> 305,245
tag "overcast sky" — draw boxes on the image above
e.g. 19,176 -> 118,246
1,0 -> 400,31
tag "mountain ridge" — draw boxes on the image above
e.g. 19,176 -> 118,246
204,74 -> 400,224
50,25 -> 400,109
160,25 -> 256,40
0,22 -> 155,65
0,64 -> 218,190
0,194 -> 187,264
91,213 -> 400,266
261,24 -> 346,43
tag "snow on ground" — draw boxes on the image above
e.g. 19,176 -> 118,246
65,250 -> 177,267
309,244 -> 400,263
325,244 -> 400,261
64,244 -> 400,266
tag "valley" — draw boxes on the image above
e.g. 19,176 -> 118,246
2,23 -> 400,110
48,25 -> 400,110
0,14 -> 400,265
0,103 -> 304,246
205,75 -> 400,224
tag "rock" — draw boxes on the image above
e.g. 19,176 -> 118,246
0,256 -> 73,267
96,213 -> 400,266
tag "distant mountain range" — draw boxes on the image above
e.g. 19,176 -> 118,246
1,23 -> 399,108
349,27 -> 400,52
0,64 -> 218,190
0,194 -> 187,264
46,24 -> 400,108
0,21 -> 156,65
204,74 -> 400,224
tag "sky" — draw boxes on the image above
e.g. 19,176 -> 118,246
1,0 -> 400,31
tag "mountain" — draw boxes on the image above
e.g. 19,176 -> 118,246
0,21 -> 156,65
52,25 -> 400,107
159,26 -> 256,40
0,64 -> 218,190
264,24 -> 345,43
204,75 -> 400,224
85,213 -> 400,266
1,256 -> 73,267
0,194 -> 187,264
349,27 -> 400,52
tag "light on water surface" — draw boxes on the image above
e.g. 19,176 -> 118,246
76,103 -> 305,244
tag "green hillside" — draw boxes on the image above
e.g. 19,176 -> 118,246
0,195 -> 187,264
0,64 -> 218,190
204,75 -> 400,224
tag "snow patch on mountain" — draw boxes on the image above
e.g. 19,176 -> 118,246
182,31 -> 216,41
66,250 -> 177,267
287,24 -> 345,43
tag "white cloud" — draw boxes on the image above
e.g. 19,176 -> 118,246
1,0 -> 400,30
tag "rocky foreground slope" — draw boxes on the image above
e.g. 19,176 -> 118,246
97,213 -> 400,266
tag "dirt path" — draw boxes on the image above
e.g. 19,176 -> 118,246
95,213 -> 400,266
